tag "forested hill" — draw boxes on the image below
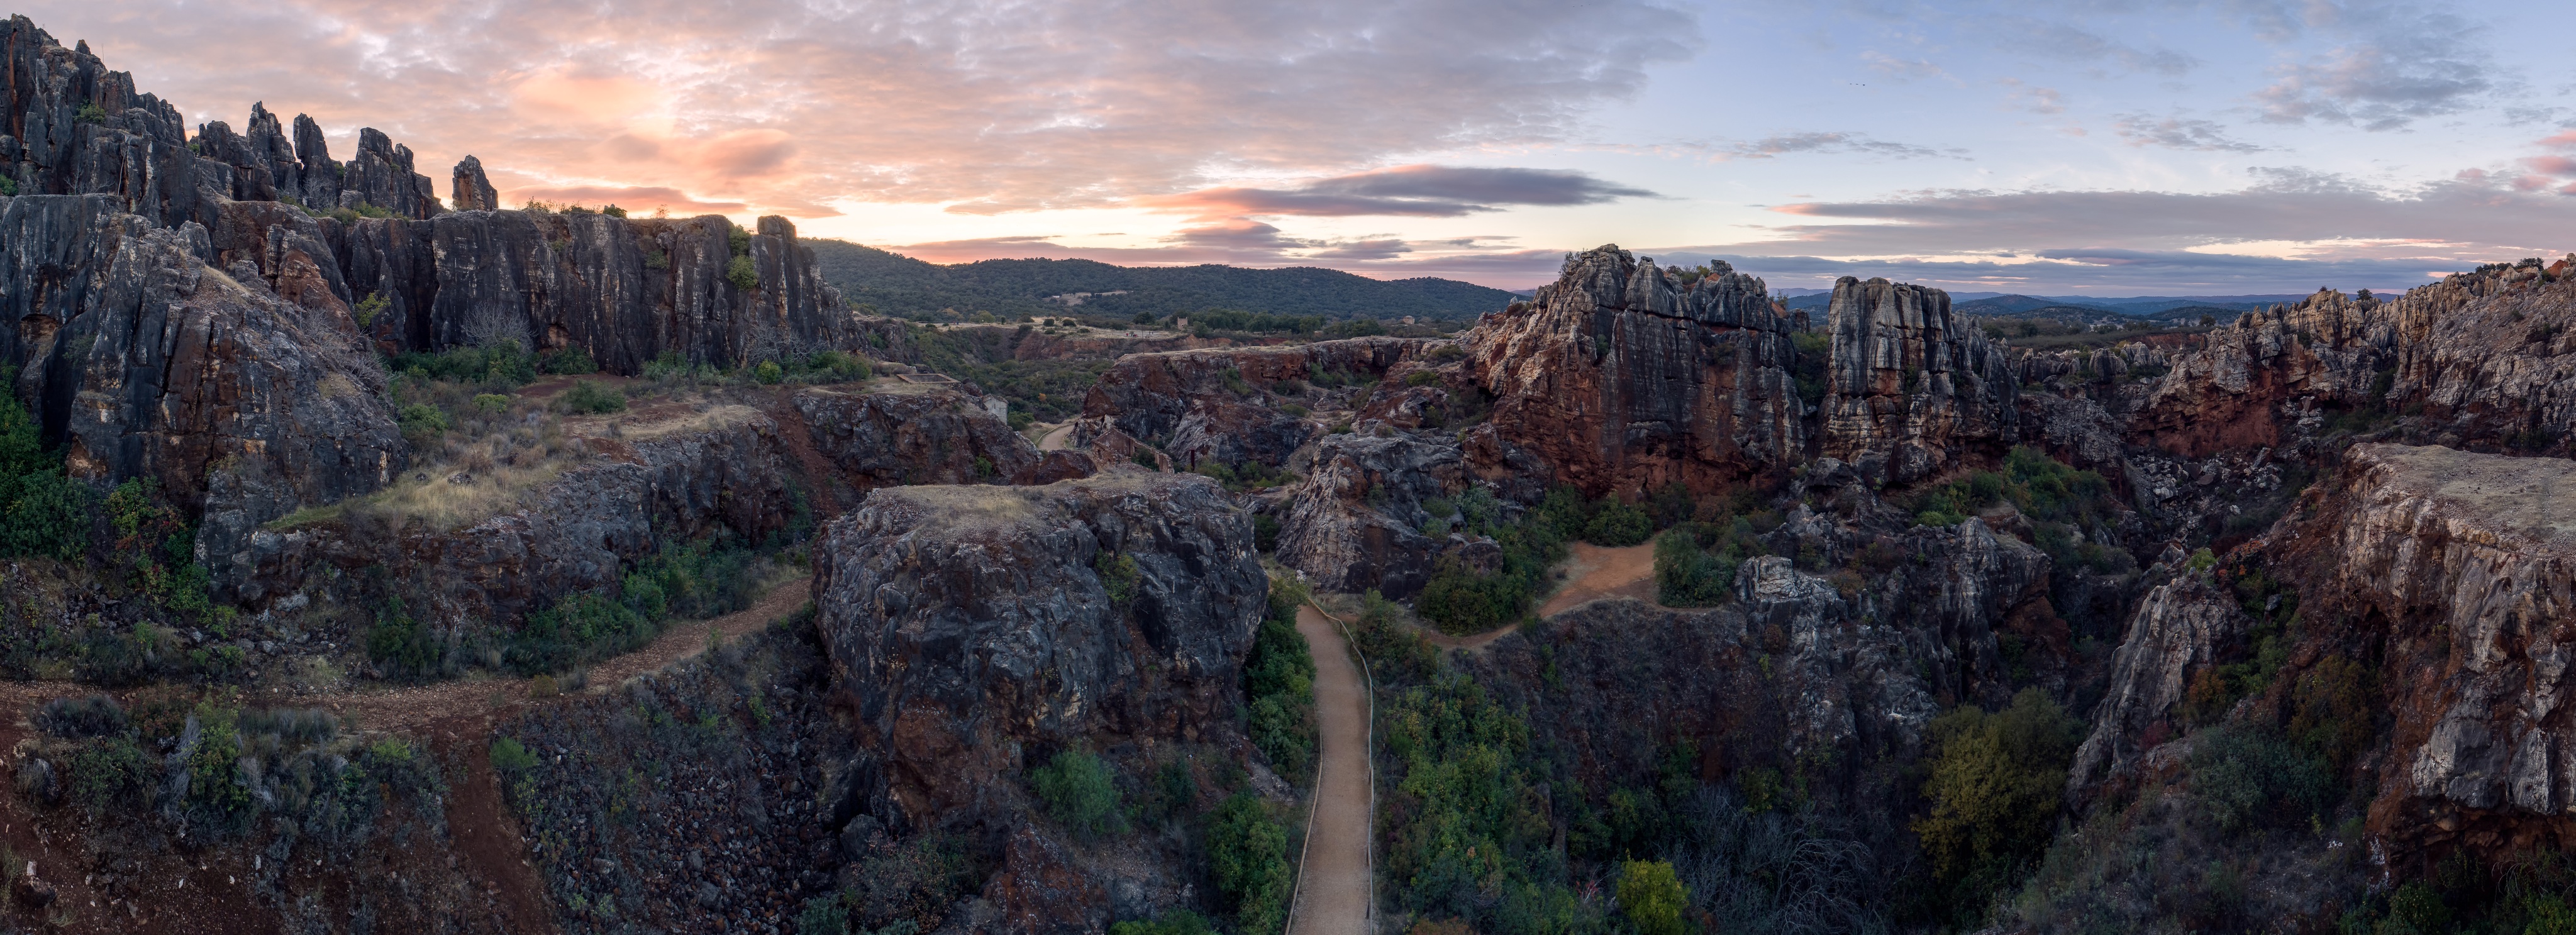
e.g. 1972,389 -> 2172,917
808,240 -> 1517,322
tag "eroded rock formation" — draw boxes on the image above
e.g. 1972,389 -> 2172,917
1819,275 -> 2019,482
1273,431 -> 1468,597
1465,246 -> 1807,496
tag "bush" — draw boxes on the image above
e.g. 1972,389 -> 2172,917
1653,528 -> 1736,606
539,346 -> 598,375
755,360 -> 785,384
798,894 -> 851,935
472,393 -> 511,414
726,254 -> 760,291
367,596 -> 446,680
1245,579 -> 1317,777
1096,552 -> 1140,605
1405,370 -> 1443,387
561,379 -> 626,414
2188,724 -> 2333,834
36,695 -> 126,739
489,736 -> 541,773
1209,792 -> 1292,935
1618,860 -> 1690,935
1584,498 -> 1653,546
1913,689 -> 2083,887
397,402 -> 450,436
1030,749 -> 1123,838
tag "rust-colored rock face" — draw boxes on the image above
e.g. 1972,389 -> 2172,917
1466,245 -> 1806,497
1819,276 -> 2019,483
2273,445 -> 2576,855
811,472 -> 1265,830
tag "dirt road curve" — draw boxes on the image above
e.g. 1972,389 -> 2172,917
1038,423 -> 1075,451
1289,603 -> 1374,935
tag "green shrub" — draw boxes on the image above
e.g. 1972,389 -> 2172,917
353,292 -> 389,329
1131,446 -> 1162,470
1584,497 -> 1652,546
2186,547 -> 2218,572
1653,527 -> 1737,606
367,596 -> 444,680
75,101 -> 108,123
397,402 -> 450,435
2188,724 -> 2334,834
539,345 -> 598,375
1245,581 -> 1316,776
561,379 -> 626,414
1209,792 -> 1292,935
1913,689 -> 2082,886
755,360 -> 785,384
1030,749 -> 1123,838
472,394 -> 511,414
1618,860 -> 1690,935
726,254 -> 760,291
797,894 -> 851,935
1096,552 -> 1140,604
1405,370 -> 1443,387
489,736 -> 541,774
728,223 -> 752,257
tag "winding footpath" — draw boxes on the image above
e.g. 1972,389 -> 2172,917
1289,603 -> 1375,935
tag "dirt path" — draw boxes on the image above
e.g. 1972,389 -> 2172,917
1419,542 -> 1660,651
1288,604 -> 1373,935
1038,423 -> 1074,451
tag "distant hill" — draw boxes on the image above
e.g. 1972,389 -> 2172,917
1956,295 -> 2120,316
808,240 -> 1518,322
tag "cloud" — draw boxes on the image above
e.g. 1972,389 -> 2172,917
50,0 -> 1702,218
1862,51 -> 1946,81
1997,78 -> 2063,115
1136,165 -> 1654,219
1719,132 -> 1963,162
1746,170 -> 2569,258
2112,114 -> 2265,152
2251,6 -> 2499,130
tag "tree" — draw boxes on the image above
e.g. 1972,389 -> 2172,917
1911,689 -> 2082,883
1617,860 -> 1689,935
1030,749 -> 1123,838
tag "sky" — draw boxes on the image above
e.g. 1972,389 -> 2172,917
35,1 -> 2576,294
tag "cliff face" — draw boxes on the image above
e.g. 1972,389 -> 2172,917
0,194 -> 404,568
811,472 -> 1265,829
1273,432 -> 1468,597
2281,445 -> 2576,851
1465,246 -> 1806,497
0,18 -> 209,228
331,208 -> 857,373
1819,276 -> 2019,483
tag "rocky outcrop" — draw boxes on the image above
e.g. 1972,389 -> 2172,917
0,19 -> 208,229
228,407 -> 798,623
2067,572 -> 2249,795
450,155 -> 499,212
811,472 -> 1266,831
1820,276 -> 2019,483
1273,431 -> 1468,597
793,383 -> 1089,490
2268,445 -> 2576,852
1465,246 -> 1806,497
0,194 -> 404,569
330,209 -> 858,373
1082,337 -> 1423,468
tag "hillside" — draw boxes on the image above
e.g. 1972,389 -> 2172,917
808,240 -> 1516,322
